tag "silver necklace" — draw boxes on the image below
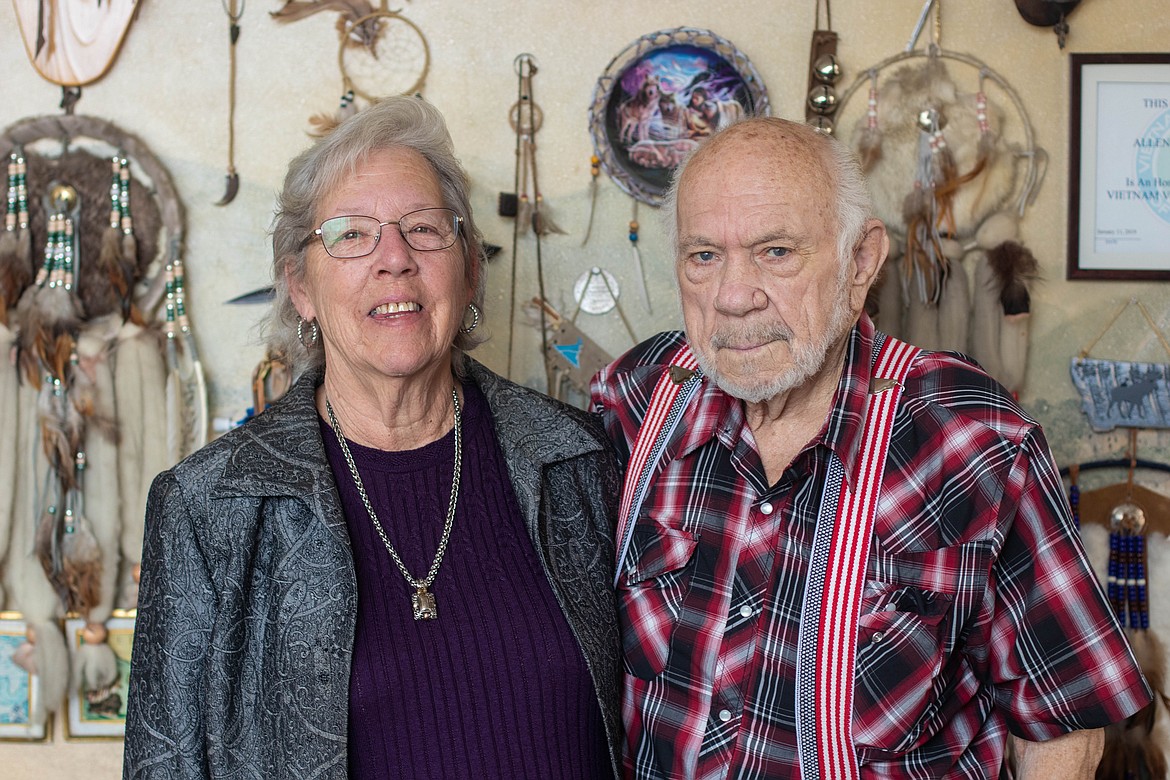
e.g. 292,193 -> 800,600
326,388 -> 461,620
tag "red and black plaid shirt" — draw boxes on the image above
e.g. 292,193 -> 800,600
590,315 -> 1151,779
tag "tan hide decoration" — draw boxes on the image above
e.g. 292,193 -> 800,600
13,0 -> 141,87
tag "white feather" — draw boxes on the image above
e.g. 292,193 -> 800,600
27,621 -> 67,721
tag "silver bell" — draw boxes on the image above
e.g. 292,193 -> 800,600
807,84 -> 837,115
808,115 -> 835,135
812,53 -> 841,84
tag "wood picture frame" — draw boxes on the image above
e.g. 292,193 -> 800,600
1068,53 -> 1170,279
64,611 -> 135,740
0,613 -> 48,741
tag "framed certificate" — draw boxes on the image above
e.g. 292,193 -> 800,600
1069,53 -> 1170,279
64,611 -> 136,739
0,613 -> 48,741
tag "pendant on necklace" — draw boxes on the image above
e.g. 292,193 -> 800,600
412,586 -> 438,620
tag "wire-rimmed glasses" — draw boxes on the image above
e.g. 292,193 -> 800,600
306,207 -> 463,258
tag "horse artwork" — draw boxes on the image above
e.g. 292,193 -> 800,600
589,28 -> 769,206
1071,358 -> 1170,431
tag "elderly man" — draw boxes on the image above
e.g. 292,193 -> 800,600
590,117 -> 1151,779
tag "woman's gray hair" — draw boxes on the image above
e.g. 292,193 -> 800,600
661,116 -> 873,269
267,95 -> 487,376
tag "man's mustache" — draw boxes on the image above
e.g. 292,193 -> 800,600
710,325 -> 792,350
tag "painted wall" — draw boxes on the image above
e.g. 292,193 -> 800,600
1,0 -> 1168,775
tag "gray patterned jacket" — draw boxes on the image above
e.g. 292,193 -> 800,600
123,359 -> 622,779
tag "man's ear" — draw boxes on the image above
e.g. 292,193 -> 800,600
848,218 -> 888,313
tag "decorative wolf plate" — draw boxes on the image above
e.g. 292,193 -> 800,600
588,27 -> 769,206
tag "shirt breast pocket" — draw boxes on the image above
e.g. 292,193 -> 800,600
617,516 -> 699,680
852,540 -> 992,755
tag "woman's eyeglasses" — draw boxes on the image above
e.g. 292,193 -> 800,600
306,208 -> 462,258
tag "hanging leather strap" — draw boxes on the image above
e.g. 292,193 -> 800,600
614,344 -> 702,586
796,334 -> 921,779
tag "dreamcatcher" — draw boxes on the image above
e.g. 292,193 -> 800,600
0,114 -> 204,728
272,0 -> 431,135
834,0 -> 1047,395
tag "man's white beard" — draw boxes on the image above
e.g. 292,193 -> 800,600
689,273 -> 855,404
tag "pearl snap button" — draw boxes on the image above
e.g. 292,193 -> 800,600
760,502 -> 774,515
872,631 -> 885,644
718,709 -> 732,722
739,605 -> 753,618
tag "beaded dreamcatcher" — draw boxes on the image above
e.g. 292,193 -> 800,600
0,114 -> 205,729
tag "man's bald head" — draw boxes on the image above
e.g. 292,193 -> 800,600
663,117 -> 873,268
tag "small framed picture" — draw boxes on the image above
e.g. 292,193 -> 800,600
1068,52 -> 1170,279
65,611 -> 136,739
0,613 -> 48,741
588,27 -> 770,206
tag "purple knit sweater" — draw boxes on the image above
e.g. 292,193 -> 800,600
320,382 -> 610,779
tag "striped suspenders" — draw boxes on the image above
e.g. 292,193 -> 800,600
797,335 -> 920,779
613,345 -> 702,587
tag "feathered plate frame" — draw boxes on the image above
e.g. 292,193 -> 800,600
587,27 -> 770,206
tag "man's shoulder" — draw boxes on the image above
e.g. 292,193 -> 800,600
902,346 -> 1039,443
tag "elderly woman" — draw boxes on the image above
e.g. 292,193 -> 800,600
123,96 -> 621,779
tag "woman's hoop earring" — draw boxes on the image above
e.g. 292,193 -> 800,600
459,302 -> 480,334
297,317 -> 320,348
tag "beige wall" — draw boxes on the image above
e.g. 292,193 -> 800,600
1,1 -> 1168,775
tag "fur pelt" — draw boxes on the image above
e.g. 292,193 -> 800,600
113,321 -> 168,609
71,640 -> 118,697
984,241 -> 1039,393
0,228 -> 34,326
969,249 -> 1004,382
0,322 -> 17,607
23,150 -> 159,321
5,383 -> 68,717
26,621 -> 68,724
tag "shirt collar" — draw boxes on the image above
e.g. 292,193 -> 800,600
673,315 -> 877,490
820,314 -> 877,491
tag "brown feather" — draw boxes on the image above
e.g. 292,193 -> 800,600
271,1 -> 373,22
857,127 -> 882,173
308,113 -> 343,138
60,512 -> 103,616
33,506 -> 71,608
0,229 -> 34,322
83,227 -> 124,319
37,386 -> 80,490
1097,630 -> 1168,780
986,241 -> 1040,315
